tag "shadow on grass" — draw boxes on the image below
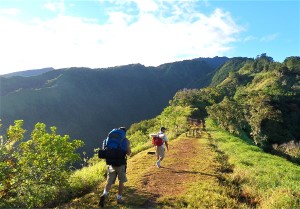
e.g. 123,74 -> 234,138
100,185 -> 159,209
160,166 -> 218,178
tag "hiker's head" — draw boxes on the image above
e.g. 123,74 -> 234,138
119,127 -> 127,133
160,127 -> 167,132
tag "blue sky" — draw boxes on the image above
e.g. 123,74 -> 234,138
0,0 -> 299,74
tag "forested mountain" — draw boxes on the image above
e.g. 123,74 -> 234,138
170,54 -> 300,159
1,54 -> 299,159
0,57 -> 227,157
1,54 -> 300,208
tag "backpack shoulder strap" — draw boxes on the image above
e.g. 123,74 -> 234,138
102,138 -> 108,149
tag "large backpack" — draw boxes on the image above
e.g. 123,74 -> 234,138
152,134 -> 163,146
102,128 -> 128,166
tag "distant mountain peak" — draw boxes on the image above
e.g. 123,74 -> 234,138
1,67 -> 55,78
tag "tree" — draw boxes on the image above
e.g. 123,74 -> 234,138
244,92 -> 281,146
158,105 -> 193,137
206,96 -> 246,135
0,120 -> 84,208
170,87 -> 225,119
0,120 -> 25,202
283,56 -> 300,73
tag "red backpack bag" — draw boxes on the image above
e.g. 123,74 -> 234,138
152,134 -> 163,146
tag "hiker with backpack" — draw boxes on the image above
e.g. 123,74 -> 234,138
99,127 -> 131,207
152,127 -> 169,168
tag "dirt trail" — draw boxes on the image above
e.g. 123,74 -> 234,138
124,134 -> 219,208
61,133 -> 220,208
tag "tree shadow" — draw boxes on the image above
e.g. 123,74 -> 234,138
99,185 -> 159,209
160,166 -> 218,178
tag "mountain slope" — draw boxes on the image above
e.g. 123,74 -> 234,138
210,57 -> 252,86
171,55 -> 300,150
1,67 -> 55,78
0,57 -> 228,157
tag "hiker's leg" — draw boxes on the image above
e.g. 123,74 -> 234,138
103,183 -> 112,195
118,181 -> 124,196
116,165 -> 128,184
116,165 -> 127,201
104,165 -> 117,194
155,146 -> 160,160
100,180 -> 113,207
100,183 -> 111,207
104,182 -> 112,194
160,150 -> 165,161
157,146 -> 164,161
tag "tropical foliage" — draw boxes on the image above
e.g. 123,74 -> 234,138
127,105 -> 193,154
1,54 -> 299,208
0,120 -> 84,208
170,54 -> 300,160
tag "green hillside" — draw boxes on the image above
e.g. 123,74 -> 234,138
0,57 -> 227,158
1,54 -> 299,208
2,115 -> 299,208
65,122 -> 300,209
171,54 -> 300,160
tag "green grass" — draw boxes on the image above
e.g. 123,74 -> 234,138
206,118 -> 300,209
170,135 -> 249,209
58,119 -> 300,209
68,160 -> 107,197
150,134 -> 250,209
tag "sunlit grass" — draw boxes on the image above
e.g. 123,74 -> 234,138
153,134 -> 250,209
68,160 -> 107,196
59,119 -> 300,209
206,118 -> 300,208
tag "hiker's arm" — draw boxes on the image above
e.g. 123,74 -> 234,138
127,140 -> 132,156
165,141 -> 169,150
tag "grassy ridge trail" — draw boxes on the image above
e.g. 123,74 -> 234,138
61,133 -> 243,208
124,134 -> 220,208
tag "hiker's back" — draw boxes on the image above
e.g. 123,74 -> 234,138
151,133 -> 164,146
103,128 -> 128,166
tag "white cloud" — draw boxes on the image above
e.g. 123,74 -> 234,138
0,8 -> 20,16
243,35 -> 256,42
131,0 -> 159,13
260,33 -> 279,42
0,0 -> 242,74
43,1 -> 65,14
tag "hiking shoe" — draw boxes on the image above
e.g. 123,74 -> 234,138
99,194 -> 107,208
117,198 -> 123,204
156,160 -> 161,168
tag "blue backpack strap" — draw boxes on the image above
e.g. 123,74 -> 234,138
120,137 -> 128,152
102,138 -> 107,149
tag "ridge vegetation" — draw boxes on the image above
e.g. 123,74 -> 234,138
0,57 -> 227,158
60,121 -> 300,209
1,54 -> 300,208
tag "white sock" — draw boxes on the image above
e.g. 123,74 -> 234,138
117,195 -> 122,200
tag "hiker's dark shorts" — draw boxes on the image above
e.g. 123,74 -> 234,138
107,164 -> 127,184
